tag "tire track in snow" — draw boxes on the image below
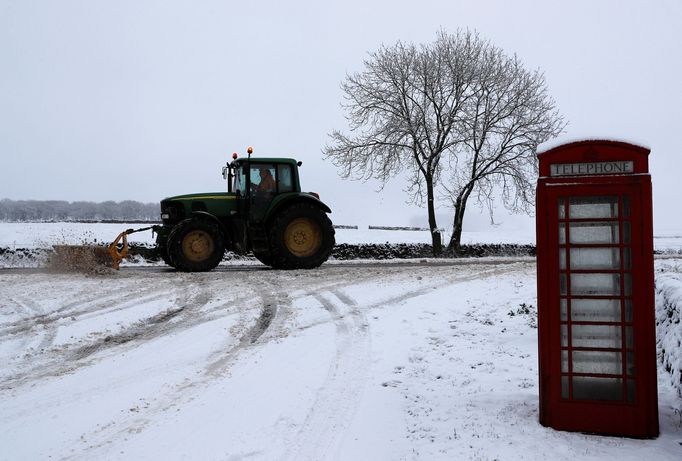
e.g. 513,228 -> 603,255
75,287 -> 289,456
203,290 -> 286,379
0,299 -> 34,356
282,263 -> 532,460
363,262 -> 532,311
72,274 -> 385,457
60,272 -> 376,455
200,271 -> 396,381
0,283 -> 236,390
0,284 -> 171,337
0,279 -> 195,388
15,295 -> 57,352
284,289 -> 370,461
2,296 -> 51,354
241,294 -> 279,345
63,272 -> 351,454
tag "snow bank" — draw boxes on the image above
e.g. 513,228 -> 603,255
656,267 -> 682,398
0,247 -> 49,268
0,222 -> 538,248
0,243 -> 537,269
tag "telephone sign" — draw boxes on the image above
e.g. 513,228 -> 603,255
550,161 -> 634,176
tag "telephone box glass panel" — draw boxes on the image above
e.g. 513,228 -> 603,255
558,194 -> 634,402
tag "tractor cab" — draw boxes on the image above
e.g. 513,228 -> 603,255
223,154 -> 302,222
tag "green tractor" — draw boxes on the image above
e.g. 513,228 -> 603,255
113,149 -> 335,272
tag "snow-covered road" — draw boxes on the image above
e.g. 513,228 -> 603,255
1,260 -> 681,460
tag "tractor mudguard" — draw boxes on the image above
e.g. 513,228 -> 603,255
157,212 -> 231,249
189,211 -> 232,246
265,193 -> 331,224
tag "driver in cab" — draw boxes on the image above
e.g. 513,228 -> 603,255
254,167 -> 275,193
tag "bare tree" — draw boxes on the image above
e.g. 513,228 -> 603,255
444,47 -> 566,251
324,30 -> 565,254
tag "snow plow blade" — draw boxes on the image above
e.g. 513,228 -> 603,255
107,226 -> 155,270
107,230 -> 130,270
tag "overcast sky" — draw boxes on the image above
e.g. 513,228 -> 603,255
1,0 -> 680,232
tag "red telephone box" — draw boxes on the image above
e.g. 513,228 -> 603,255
536,140 -> 658,438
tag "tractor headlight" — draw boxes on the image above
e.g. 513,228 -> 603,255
161,213 -> 170,220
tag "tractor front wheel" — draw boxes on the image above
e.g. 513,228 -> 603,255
167,219 -> 225,272
269,203 -> 335,269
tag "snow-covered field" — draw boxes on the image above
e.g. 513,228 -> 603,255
0,222 -> 539,248
1,223 -> 682,460
1,222 -> 681,251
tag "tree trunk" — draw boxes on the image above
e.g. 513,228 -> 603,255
449,201 -> 465,253
426,176 -> 442,256
448,187 -> 472,253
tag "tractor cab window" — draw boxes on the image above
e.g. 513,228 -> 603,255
278,164 -> 294,193
233,167 -> 246,195
250,164 -> 276,194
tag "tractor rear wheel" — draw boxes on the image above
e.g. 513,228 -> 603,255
167,219 -> 225,272
269,203 -> 335,269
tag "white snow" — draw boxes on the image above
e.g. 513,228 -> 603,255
537,136 -> 652,155
655,259 -> 682,399
1,255 -> 681,460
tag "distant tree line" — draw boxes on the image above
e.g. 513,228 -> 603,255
0,199 -> 159,222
